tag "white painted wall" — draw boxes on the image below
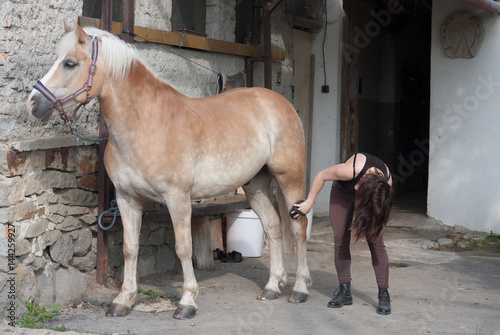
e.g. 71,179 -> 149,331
309,0 -> 343,216
429,0 -> 500,233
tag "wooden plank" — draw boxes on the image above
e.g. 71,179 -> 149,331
191,216 -> 214,270
79,16 -> 285,61
101,195 -> 249,224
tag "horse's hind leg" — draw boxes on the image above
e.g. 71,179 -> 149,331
243,170 -> 287,300
267,154 -> 312,303
106,194 -> 144,317
276,179 -> 312,303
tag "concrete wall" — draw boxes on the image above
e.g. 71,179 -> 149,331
0,0 -> 304,318
429,1 -> 500,233
308,0 -> 343,216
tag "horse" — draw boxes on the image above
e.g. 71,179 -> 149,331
27,23 -> 311,319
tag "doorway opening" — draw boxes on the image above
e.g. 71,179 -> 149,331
356,1 -> 432,209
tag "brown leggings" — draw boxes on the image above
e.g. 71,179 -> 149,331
329,181 -> 389,289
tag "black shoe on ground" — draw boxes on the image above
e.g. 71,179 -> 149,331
327,283 -> 353,308
377,288 -> 391,315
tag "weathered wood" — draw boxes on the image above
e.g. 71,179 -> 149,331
79,16 -> 286,61
208,218 -> 224,251
100,195 -> 249,224
191,216 -> 214,270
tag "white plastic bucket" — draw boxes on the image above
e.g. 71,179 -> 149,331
226,209 -> 264,257
306,209 -> 313,241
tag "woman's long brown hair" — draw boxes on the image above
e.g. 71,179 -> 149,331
351,173 -> 392,241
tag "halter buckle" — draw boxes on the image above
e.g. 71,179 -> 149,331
88,64 -> 97,76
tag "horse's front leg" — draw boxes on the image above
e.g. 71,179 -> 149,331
106,195 -> 144,317
168,194 -> 199,320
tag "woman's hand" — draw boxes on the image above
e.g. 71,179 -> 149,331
290,200 -> 313,219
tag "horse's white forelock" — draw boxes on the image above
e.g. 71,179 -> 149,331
56,26 -> 140,80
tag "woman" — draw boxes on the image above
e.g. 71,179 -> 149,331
291,152 -> 393,315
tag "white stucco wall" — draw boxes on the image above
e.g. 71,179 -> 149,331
309,0 -> 343,216
429,0 -> 500,233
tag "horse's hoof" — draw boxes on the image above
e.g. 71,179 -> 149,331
106,303 -> 131,317
288,291 -> 308,303
173,305 -> 197,320
257,289 -> 280,300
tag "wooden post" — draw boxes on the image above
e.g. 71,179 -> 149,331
96,0 -> 113,286
191,217 -> 215,271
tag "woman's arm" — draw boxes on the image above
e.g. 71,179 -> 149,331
292,160 -> 354,218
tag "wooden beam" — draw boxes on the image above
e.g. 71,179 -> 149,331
79,16 -> 286,61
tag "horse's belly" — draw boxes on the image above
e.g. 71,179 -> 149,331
190,153 -> 267,199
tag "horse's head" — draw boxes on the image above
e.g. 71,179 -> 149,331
27,23 -> 104,123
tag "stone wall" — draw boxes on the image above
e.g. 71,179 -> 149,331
0,137 -> 98,318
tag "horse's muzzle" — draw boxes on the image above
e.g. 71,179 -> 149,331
28,91 -> 54,122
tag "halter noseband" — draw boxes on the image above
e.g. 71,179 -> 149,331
33,36 -> 99,130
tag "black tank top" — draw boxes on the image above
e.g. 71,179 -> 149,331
338,153 -> 390,194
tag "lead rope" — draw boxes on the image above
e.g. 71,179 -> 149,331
98,199 -> 119,230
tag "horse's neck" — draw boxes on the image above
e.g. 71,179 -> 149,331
98,61 -> 181,138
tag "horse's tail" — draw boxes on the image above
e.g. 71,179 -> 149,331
277,186 -> 295,255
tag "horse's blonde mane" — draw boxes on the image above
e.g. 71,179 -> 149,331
57,26 -> 140,80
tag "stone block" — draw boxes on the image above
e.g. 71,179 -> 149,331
71,251 -> 96,272
49,234 -> 74,267
58,216 -> 82,232
23,255 -> 45,272
38,230 -> 62,251
77,174 -> 97,191
0,149 -> 27,177
155,245 -> 176,273
79,214 -> 97,225
147,228 -> 165,246
437,237 -> 454,247
72,228 -> 92,256
108,245 -> 124,270
137,247 -> 156,278
73,148 -> 99,175
25,218 -> 50,238
46,214 -> 65,224
47,203 -> 90,216
15,238 -> 31,256
0,175 -> 24,207
24,170 -> 77,196
54,266 -> 89,305
37,262 -> 56,306
44,148 -> 76,172
52,189 -> 97,206
15,264 -> 40,318
0,200 -> 40,223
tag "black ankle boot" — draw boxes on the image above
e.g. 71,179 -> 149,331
327,283 -> 353,308
377,288 -> 391,315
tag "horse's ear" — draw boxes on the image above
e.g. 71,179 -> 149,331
64,21 -> 72,33
75,23 -> 90,44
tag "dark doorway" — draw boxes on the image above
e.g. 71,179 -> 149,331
356,1 -> 432,205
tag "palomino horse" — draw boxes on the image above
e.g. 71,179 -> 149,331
27,23 -> 311,319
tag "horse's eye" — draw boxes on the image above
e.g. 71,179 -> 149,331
63,59 -> 77,69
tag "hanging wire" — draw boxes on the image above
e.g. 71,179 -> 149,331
322,0 -> 328,87
122,30 -> 219,74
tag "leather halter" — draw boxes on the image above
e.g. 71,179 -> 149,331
33,36 -> 99,129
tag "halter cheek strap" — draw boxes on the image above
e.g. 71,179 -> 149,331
33,36 -> 99,129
